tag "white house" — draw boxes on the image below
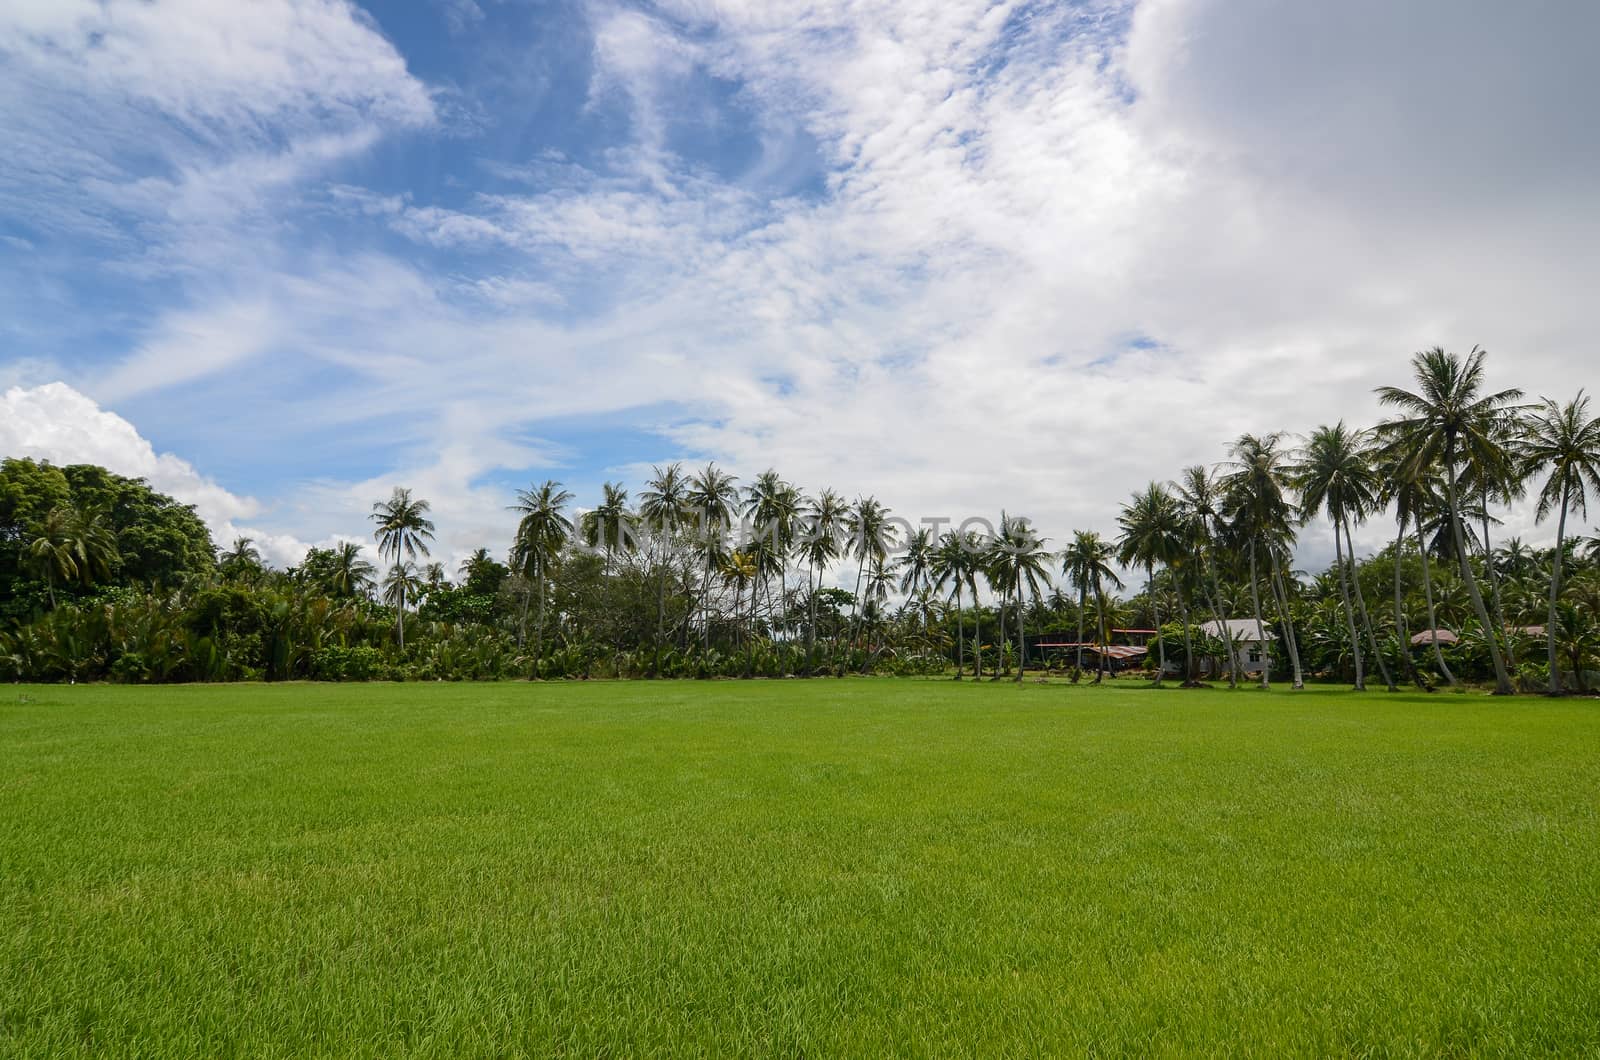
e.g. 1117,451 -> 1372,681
1199,618 -> 1276,674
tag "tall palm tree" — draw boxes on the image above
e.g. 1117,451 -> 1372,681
330,541 -> 377,599
1376,346 -> 1525,694
897,528 -> 936,622
638,463 -> 690,676
1374,447 -> 1448,688
371,487 -> 435,649
1522,391 -> 1600,694
1116,483 -> 1184,686
796,489 -> 845,674
1293,422 -> 1392,689
1463,408 -> 1529,669
744,470 -> 801,642
843,496 -> 894,670
1061,529 -> 1121,684
719,548 -> 759,675
687,464 -> 740,649
509,480 -> 575,659
1173,466 -> 1242,686
931,529 -> 981,679
1221,433 -> 1298,689
990,513 -> 1052,681
580,482 -> 633,572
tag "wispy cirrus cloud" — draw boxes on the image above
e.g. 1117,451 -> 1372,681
3,0 -> 1598,580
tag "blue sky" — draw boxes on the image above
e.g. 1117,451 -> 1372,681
2,0 -> 1597,572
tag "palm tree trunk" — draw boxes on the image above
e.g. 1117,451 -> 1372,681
954,583 -> 965,681
805,559 -> 818,677
994,593 -> 1006,681
398,584 -> 406,650
843,558 -> 865,678
535,569 -> 546,668
1446,447 -> 1513,693
1148,561 -> 1165,687
653,563 -> 666,678
1547,484 -> 1569,695
1344,516 -> 1395,691
1201,545 -> 1240,687
1393,519 -> 1428,690
1415,522 -> 1458,687
1074,586 -> 1085,683
1332,518 -> 1365,689
1248,543 -> 1269,689
1093,588 -> 1107,684
1014,584 -> 1026,682
1175,576 -> 1195,684
1268,553 -> 1303,689
974,607 -> 984,680
1481,491 -> 1516,670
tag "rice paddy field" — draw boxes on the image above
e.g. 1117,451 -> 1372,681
3,679 -> 1599,1057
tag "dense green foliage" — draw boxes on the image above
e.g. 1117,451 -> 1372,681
0,458 -> 214,626
3,347 -> 1598,689
4,680 -> 1598,1055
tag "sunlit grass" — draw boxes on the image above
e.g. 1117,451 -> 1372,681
3,679 -> 1598,1056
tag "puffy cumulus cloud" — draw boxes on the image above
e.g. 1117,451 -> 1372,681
0,383 -> 321,568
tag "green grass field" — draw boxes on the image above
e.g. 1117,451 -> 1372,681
4,680 -> 1599,1056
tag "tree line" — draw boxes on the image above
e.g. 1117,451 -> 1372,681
3,346 -> 1598,691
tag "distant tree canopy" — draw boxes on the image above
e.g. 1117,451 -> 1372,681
0,457 -> 216,622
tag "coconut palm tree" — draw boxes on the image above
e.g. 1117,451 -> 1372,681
382,562 -> 423,614
687,464 -> 740,648
1220,433 -> 1299,689
1374,447 -> 1449,688
1061,529 -> 1121,684
1173,465 -> 1243,686
1293,422 -> 1392,689
1521,390 -> 1600,694
896,527 -> 936,622
371,487 -> 435,649
744,470 -> 801,640
25,507 -> 79,609
638,463 -> 690,676
509,480 -> 575,659
1116,483 -> 1185,686
1376,346 -> 1525,694
218,536 -> 263,583
931,529 -> 981,678
329,541 -> 377,599
843,496 -> 894,669
796,489 -> 845,674
719,548 -> 759,675
990,513 -> 1052,681
580,482 -> 633,572
1462,408 -> 1529,669
457,547 -> 495,585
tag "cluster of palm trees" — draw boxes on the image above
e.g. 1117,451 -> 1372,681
430,344 -> 1595,692
8,345 -> 1598,690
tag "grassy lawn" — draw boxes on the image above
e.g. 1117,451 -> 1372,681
3,680 -> 1599,1056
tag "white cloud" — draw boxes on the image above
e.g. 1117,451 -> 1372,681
7,0 -> 1599,589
